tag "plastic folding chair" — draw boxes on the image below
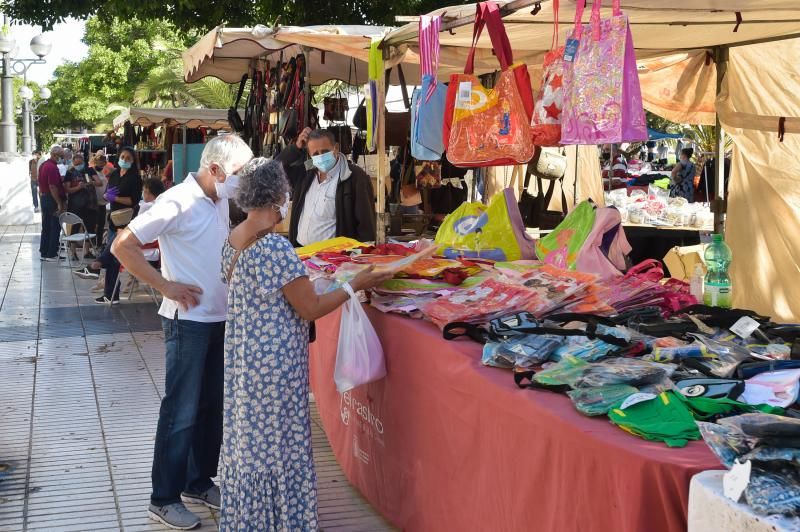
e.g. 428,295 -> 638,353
110,245 -> 161,307
58,212 -> 96,269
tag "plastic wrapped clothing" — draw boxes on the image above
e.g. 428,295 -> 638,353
608,391 -> 701,448
697,421 -> 751,468
745,465 -> 800,516
567,384 -> 638,417
571,358 -> 673,389
482,334 -> 565,369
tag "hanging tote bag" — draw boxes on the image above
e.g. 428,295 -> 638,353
411,15 -> 448,161
443,1 -> 535,167
530,0 -> 565,146
560,0 -> 647,144
334,283 -> 387,392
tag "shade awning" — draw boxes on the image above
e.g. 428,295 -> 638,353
113,108 -> 230,130
182,25 -> 398,85
647,128 -> 684,140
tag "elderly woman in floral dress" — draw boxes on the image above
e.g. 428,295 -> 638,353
219,158 -> 390,531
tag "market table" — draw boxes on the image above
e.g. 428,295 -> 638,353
309,307 -> 724,532
623,223 -> 709,271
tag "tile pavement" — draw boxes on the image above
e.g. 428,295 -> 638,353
0,225 -> 393,532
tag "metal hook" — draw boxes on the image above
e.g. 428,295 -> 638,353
531,2 -> 542,16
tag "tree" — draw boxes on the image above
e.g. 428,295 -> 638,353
2,0 -> 469,32
34,17 -> 193,138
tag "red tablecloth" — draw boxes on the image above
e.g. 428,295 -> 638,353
309,307 -> 724,532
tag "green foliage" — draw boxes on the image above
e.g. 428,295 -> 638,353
34,17 -> 193,141
2,0 -> 468,32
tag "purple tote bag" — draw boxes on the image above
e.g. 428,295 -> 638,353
561,0 -> 647,144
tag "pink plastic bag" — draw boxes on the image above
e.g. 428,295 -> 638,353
530,0 -> 565,147
560,0 -> 647,144
334,283 -> 386,392
574,207 -> 632,279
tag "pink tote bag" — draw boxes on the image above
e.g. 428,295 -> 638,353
560,0 -> 647,144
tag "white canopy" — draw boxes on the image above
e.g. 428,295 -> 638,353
182,25 -> 405,85
113,108 -> 230,130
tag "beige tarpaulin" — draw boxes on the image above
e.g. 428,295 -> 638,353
112,108 -> 230,130
719,39 -> 800,322
183,25 -> 402,85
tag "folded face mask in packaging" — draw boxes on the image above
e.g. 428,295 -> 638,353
567,384 -> 639,417
482,334 -> 565,369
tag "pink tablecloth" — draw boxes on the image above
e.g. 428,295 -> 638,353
309,307 -> 723,532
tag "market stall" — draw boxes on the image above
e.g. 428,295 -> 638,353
112,107 -> 230,183
293,2 -> 800,531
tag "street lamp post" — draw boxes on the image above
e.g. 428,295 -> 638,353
0,31 -> 51,154
19,85 -> 47,156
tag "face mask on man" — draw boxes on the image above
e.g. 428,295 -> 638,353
74,163 -> 85,172
119,159 -> 133,170
214,172 -> 239,200
311,151 -> 337,173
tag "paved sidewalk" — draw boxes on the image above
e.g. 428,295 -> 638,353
0,225 -> 392,531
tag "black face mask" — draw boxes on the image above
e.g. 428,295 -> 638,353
95,166 -> 104,171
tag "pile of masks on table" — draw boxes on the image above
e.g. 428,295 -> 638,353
443,302 -> 800,517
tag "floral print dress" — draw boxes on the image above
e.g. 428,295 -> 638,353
219,234 -> 317,531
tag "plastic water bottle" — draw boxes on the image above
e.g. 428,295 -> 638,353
704,234 -> 733,308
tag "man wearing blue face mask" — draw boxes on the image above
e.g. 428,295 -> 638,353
276,127 -> 376,246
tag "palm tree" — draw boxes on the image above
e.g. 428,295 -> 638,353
133,39 -> 245,109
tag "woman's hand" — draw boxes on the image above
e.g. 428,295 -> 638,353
349,265 -> 395,293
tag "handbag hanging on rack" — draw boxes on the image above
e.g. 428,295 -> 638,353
442,1 -> 535,167
530,0 -> 565,146
560,0 -> 647,144
411,15 -> 447,161
518,147 -> 567,229
228,73 -> 248,133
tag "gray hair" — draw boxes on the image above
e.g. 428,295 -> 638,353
235,158 -> 289,212
199,134 -> 253,174
49,144 -> 62,156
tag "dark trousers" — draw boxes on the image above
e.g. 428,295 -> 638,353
31,182 -> 38,209
94,207 -> 107,248
38,195 -> 61,259
97,226 -> 120,299
151,317 -> 225,507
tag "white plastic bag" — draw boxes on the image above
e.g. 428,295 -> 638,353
334,283 -> 386,393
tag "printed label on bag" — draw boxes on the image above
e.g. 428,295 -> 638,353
619,392 -> 657,410
563,38 -> 580,62
730,316 -> 760,339
456,81 -> 473,109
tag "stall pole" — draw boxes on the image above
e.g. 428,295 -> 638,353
375,56 -> 388,245
302,47 -> 311,130
181,125 -> 188,181
713,46 -> 729,234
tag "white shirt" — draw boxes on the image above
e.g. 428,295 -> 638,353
658,145 -> 669,158
128,174 -> 230,323
296,157 -> 345,246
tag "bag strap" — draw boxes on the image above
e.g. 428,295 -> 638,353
420,15 -> 442,102
233,73 -> 248,109
551,0 -> 560,49
573,0 -> 587,41
226,229 -> 271,283
465,1 -> 513,75
590,0 -> 603,41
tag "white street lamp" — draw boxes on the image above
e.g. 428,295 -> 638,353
18,85 -> 33,100
29,35 -> 52,59
0,31 -> 50,155
39,87 -> 51,100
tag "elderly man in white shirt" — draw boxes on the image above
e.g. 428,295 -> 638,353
112,135 -> 253,530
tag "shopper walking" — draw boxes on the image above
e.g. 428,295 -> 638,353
38,145 -> 66,262
219,158 -> 390,531
111,135 -> 253,530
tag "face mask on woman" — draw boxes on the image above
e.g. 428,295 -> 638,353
74,163 -> 85,172
119,159 -> 133,170
311,151 -> 337,173
277,193 -> 290,221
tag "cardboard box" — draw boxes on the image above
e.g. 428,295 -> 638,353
663,244 -> 706,280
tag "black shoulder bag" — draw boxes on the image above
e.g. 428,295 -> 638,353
228,74 -> 248,133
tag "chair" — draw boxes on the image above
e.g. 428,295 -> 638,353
110,244 -> 161,307
58,212 -> 96,268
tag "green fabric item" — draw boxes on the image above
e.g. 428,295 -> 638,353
535,201 -> 596,270
608,391 -> 701,448
676,394 -> 785,420
653,177 -> 671,190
